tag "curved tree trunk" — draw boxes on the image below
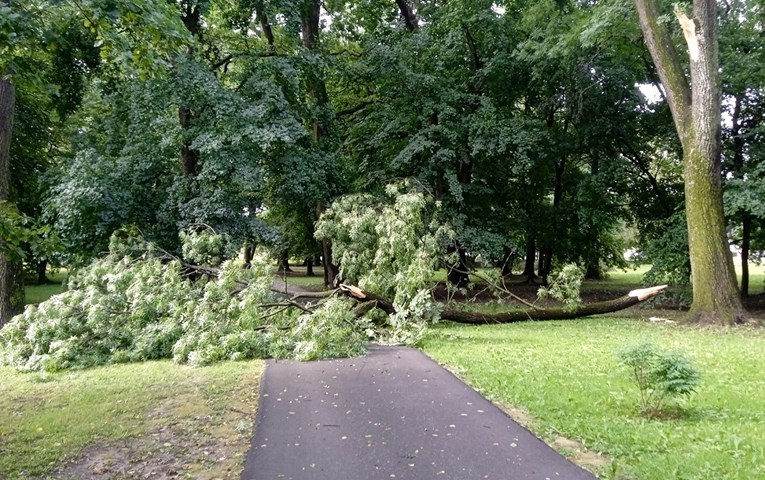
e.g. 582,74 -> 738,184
338,285 -> 668,324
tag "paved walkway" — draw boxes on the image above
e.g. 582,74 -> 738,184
241,345 -> 597,480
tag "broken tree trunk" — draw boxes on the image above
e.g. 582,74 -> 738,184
338,285 -> 668,324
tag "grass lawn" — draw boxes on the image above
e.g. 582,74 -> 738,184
422,319 -> 765,479
272,265 -> 327,288
24,270 -> 68,305
0,360 -> 263,479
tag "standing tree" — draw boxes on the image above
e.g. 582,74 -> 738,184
0,64 -> 23,326
633,0 -> 745,324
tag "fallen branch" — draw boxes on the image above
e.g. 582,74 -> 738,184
338,284 -> 668,324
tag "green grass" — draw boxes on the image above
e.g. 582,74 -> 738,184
24,270 -> 68,305
273,265 -> 328,288
422,319 -> 765,480
0,360 -> 263,479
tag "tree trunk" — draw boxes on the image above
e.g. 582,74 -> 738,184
254,0 -> 276,54
179,106 -> 198,175
741,214 -> 750,298
394,0 -> 418,32
36,259 -> 48,285
179,4 -> 203,176
585,153 -> 602,280
521,238 -> 537,282
500,249 -> 515,277
321,237 -> 339,286
633,0 -> 745,324
305,257 -> 314,276
446,245 -> 469,288
276,249 -> 293,273
243,239 -> 253,268
301,0 -> 339,287
339,284 -> 668,324
0,72 -> 24,326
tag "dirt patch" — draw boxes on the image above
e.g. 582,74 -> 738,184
495,403 -> 613,476
551,436 -> 611,471
48,371 -> 260,480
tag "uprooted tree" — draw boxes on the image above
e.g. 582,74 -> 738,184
0,185 -> 667,372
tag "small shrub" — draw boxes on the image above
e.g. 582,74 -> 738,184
618,342 -> 700,418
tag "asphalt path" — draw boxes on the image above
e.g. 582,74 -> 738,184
241,345 -> 597,480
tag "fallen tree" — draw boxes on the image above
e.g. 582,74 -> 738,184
338,284 -> 668,324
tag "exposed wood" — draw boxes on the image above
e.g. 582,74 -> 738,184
338,284 -> 668,324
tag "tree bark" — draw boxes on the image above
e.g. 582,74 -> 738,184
741,214 -> 750,298
36,259 -> 48,285
305,257 -> 314,276
394,0 -> 418,32
254,0 -> 276,54
521,237 -> 538,282
446,245 -> 469,288
276,249 -> 293,273
301,0 -> 339,287
1,72 -> 24,326
633,0 -> 745,324
339,284 -> 668,324
179,106 -> 198,175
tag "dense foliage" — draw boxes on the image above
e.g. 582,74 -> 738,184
3,0 -> 765,328
0,230 -> 367,371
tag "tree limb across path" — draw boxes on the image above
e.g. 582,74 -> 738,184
339,284 -> 668,324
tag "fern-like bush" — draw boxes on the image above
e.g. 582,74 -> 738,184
618,342 -> 701,418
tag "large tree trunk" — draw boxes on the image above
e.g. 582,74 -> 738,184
339,285 -> 668,324
634,0 -> 745,325
1,72 -> 24,326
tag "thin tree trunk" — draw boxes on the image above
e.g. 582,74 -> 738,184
242,238 -> 254,268
321,236 -> 339,286
277,249 -> 293,273
741,214 -> 750,298
305,257 -> 314,276
521,238 -> 537,280
254,0 -> 276,54
446,245 -> 469,288
500,249 -> 515,277
36,259 -> 48,285
302,0 -> 339,287
179,106 -> 198,175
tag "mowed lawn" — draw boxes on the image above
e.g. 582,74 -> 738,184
422,319 -> 765,480
0,360 -> 264,479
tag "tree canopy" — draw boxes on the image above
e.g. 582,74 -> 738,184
2,0 -> 764,333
